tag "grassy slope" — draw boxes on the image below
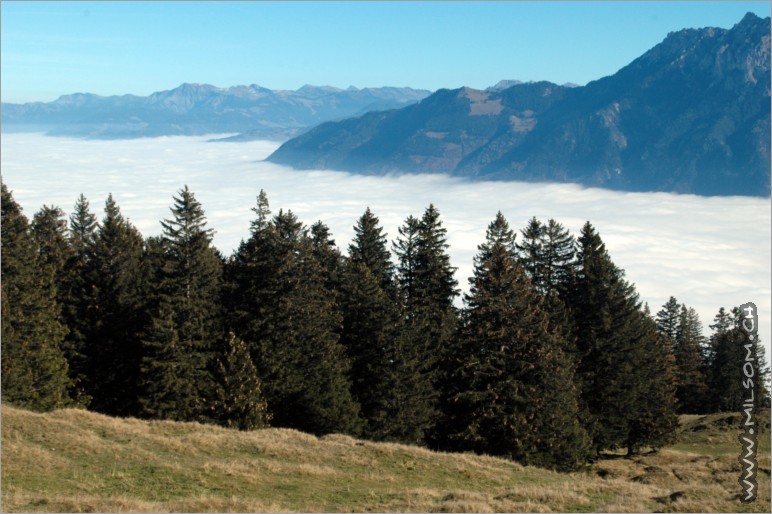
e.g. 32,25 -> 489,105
2,405 -> 770,512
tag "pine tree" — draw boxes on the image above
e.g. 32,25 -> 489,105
568,222 -> 679,454
212,332 -> 271,430
140,186 -> 223,422
1,183 -> 73,410
227,194 -> 361,435
445,212 -> 591,470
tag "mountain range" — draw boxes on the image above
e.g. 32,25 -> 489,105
268,13 -> 771,197
1,84 -> 431,141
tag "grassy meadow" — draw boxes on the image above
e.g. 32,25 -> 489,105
2,404 -> 769,512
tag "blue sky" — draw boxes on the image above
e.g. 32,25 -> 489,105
2,1 -> 769,103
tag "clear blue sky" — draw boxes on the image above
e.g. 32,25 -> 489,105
2,1 -> 769,103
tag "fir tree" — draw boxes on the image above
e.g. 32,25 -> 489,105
83,194 -> 146,416
1,183 -> 73,410
59,194 -> 98,404
708,307 -> 770,412
140,186 -> 223,422
349,207 -> 396,291
212,332 -> 271,430
568,222 -> 679,454
341,208 -> 427,443
516,217 -> 577,344
393,206 -> 459,443
673,305 -> 709,413
625,307 -> 679,452
227,195 -> 361,435
445,212 -> 591,470
656,297 -> 681,342
31,205 -> 74,298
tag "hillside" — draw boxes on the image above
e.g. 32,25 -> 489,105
267,13 -> 771,196
2,404 -> 770,512
0,84 -> 431,141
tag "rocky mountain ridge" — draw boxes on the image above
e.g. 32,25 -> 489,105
268,13 -> 771,196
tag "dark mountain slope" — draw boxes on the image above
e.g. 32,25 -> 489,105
268,13 -> 771,196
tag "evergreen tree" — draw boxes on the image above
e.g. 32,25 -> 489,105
310,220 -> 345,294
708,307 -> 770,412
82,194 -> 146,416
31,205 -> 74,298
445,212 -> 591,470
57,194 -> 98,403
393,215 -> 421,311
625,307 -> 680,452
656,297 -> 681,342
516,217 -> 577,344
350,207 -> 396,291
227,194 -> 361,435
1,183 -> 73,410
568,222 -> 679,454
393,206 -> 459,444
340,208 -> 430,443
212,332 -> 271,430
673,305 -> 709,413
515,217 -> 543,291
140,186 -> 223,422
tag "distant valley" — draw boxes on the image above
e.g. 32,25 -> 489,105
268,13 -> 771,197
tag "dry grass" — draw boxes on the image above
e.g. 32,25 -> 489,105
2,405 -> 770,512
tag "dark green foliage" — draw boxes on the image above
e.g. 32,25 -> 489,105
444,212 -> 590,471
3,184 -> 733,469
140,186 -> 223,422
656,297 -> 681,342
310,220 -> 345,294
673,305 -> 709,413
227,194 -> 361,436
708,307 -> 770,412
394,205 -> 459,443
340,209 -> 426,443
516,217 -> 577,343
624,308 -> 680,453
212,332 -> 271,430
61,195 -> 98,394
31,205 -> 74,297
349,207 -> 396,292
1,183 -> 73,411
568,222 -> 678,454
82,195 -> 146,416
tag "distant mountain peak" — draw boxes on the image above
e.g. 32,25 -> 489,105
267,13 -> 771,197
2,83 -> 433,141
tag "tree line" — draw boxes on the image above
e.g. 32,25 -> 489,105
2,182 -> 769,471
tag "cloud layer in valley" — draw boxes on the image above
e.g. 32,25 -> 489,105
2,133 -> 770,359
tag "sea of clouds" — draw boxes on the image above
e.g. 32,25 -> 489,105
2,133 -> 770,359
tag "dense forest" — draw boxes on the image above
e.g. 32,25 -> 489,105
2,181 -> 769,471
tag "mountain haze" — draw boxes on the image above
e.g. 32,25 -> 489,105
268,13 -> 771,196
1,84 -> 431,141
